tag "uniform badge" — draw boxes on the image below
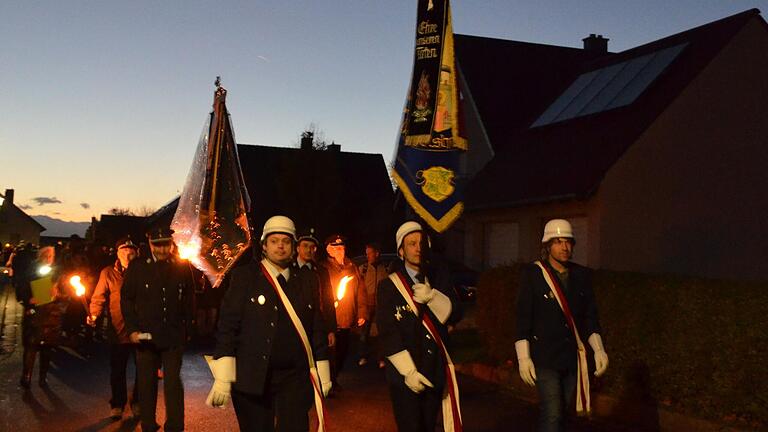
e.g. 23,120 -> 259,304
417,166 -> 455,202
395,309 -> 403,321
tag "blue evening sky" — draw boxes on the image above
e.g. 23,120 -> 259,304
1,1 -> 765,221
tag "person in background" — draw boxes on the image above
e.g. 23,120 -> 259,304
296,228 -> 336,349
89,237 -> 141,420
321,234 -> 366,392
357,242 -> 388,368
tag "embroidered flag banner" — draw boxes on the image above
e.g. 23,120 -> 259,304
392,0 -> 467,233
171,80 -> 252,287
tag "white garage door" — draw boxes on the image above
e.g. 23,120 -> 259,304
486,222 -> 519,267
567,217 -> 588,266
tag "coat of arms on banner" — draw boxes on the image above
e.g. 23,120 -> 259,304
418,166 -> 455,202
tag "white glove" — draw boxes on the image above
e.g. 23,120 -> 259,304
588,333 -> 609,377
317,360 -> 332,397
515,339 -> 537,386
412,282 -> 435,304
388,350 -> 434,394
413,281 -> 452,324
205,355 -> 236,408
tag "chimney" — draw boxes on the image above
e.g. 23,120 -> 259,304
300,132 -> 314,150
327,142 -> 341,152
582,34 -> 609,54
3,189 -> 13,205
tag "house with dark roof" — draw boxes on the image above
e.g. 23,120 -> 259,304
452,9 -> 768,281
147,142 -> 397,255
87,214 -> 149,248
0,189 -> 46,246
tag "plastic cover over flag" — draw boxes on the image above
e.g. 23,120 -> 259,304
171,80 -> 251,287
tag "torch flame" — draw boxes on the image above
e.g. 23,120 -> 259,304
177,239 -> 202,262
69,275 -> 86,297
336,275 -> 354,302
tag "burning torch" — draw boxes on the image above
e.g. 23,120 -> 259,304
69,274 -> 89,311
334,275 -> 354,308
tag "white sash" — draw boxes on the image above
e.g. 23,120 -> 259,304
261,260 -> 326,431
388,272 -> 463,432
534,261 -> 591,414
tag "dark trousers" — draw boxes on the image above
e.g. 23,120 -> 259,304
387,382 -> 443,432
534,367 -> 576,432
357,311 -> 378,360
136,345 -> 184,432
331,328 -> 351,382
231,368 -> 312,432
109,343 -> 139,408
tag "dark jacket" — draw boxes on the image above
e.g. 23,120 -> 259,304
515,261 -> 602,371
90,261 -> 131,344
120,257 -> 195,349
213,259 -> 329,396
376,262 -> 460,391
300,261 -> 337,332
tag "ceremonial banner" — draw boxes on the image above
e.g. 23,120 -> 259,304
392,0 -> 467,233
172,81 -> 252,287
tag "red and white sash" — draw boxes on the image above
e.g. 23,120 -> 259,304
261,261 -> 327,431
389,272 -> 463,432
534,261 -> 591,414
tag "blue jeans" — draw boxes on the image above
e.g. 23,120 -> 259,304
535,368 -> 576,432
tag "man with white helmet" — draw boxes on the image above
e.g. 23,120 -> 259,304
376,221 -> 462,432
515,219 -> 608,432
207,215 -> 331,431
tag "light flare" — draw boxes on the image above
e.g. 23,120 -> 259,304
38,265 -> 52,276
336,275 -> 354,302
69,275 -> 86,297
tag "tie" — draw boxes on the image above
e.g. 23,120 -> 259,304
414,273 -> 425,283
277,274 -> 288,289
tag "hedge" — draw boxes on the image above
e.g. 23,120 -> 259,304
475,263 -> 768,429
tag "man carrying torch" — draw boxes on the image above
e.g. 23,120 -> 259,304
321,233 -> 367,392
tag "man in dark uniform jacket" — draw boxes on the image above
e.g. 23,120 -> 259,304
121,227 -> 194,432
206,215 -> 331,432
296,228 -> 336,350
515,219 -> 609,432
376,221 -> 460,432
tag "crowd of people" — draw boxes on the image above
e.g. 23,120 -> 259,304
2,216 -> 609,432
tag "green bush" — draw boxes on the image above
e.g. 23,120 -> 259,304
475,264 -> 768,428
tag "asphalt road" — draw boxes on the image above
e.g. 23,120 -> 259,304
0,284 -> 627,431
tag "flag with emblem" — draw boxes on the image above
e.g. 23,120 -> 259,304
171,79 -> 252,287
391,0 -> 467,233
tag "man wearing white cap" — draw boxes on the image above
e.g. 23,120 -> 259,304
515,219 -> 608,432
376,221 -> 462,432
207,215 -> 331,431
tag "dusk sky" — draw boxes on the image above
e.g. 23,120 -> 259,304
2,1 -> 766,222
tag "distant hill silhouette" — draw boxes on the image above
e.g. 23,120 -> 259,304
31,215 -> 89,237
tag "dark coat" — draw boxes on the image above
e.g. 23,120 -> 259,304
120,257 -> 195,349
213,259 -> 329,396
515,261 -> 602,371
376,262 -> 460,391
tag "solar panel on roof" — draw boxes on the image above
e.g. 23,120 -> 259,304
531,43 -> 688,128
